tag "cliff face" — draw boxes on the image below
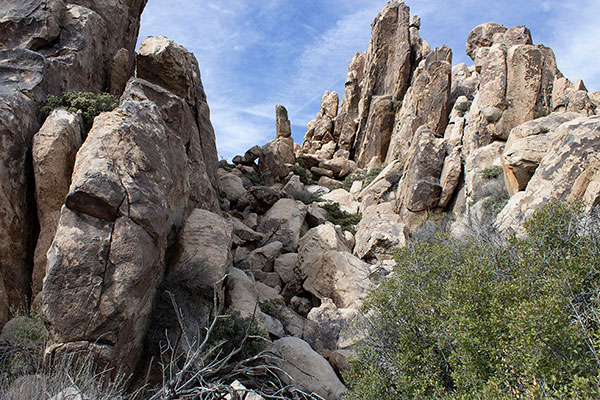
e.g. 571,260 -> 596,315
0,0 -> 147,328
0,0 -> 221,375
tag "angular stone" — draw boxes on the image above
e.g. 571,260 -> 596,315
267,337 -> 347,400
303,298 -> 360,358
386,46 -> 452,164
32,109 -> 84,296
42,71 -> 219,374
259,198 -> 307,253
225,268 -> 285,337
258,137 -> 294,185
297,223 -> 349,281
303,251 -> 370,309
439,146 -> 463,207
274,253 -> 298,284
354,202 -> 407,262
137,36 -> 204,105
276,104 -> 291,138
466,22 -> 507,61
396,129 -> 446,213
503,112 -> 582,195
157,210 -> 233,352
219,172 -> 247,202
498,116 -> 600,234
321,189 -> 360,215
358,160 -> 404,211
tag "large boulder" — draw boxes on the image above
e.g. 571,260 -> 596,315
303,298 -> 361,358
267,337 -> 347,400
259,198 -> 307,253
396,129 -> 446,214
321,189 -> 360,215
152,210 -> 233,352
497,116 -> 600,234
385,46 -> 452,165
225,267 -> 285,337
303,250 -> 371,309
42,69 -> 220,374
302,91 -> 339,154
0,0 -> 147,328
32,109 -> 84,296
258,137 -> 295,185
275,104 -> 292,138
296,223 -> 349,281
353,0 -> 412,167
0,51 -> 53,327
354,202 -> 408,262
334,52 -> 366,156
358,160 -> 404,211
465,22 -> 507,61
503,112 -> 582,195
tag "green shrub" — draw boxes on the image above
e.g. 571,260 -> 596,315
343,171 -> 364,191
243,170 -> 264,186
41,92 -> 119,131
320,201 -> 361,234
204,307 -> 267,363
535,107 -> 552,119
363,165 -> 385,188
481,197 -> 508,217
481,165 -> 504,180
346,202 -> 600,399
293,160 -> 315,185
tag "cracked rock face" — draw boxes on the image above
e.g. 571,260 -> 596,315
0,0 -> 147,327
42,74 -> 220,373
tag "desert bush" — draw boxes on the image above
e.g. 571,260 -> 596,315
293,160 -> 315,185
345,202 -> 600,399
243,170 -> 264,186
319,201 -> 361,234
362,165 -> 385,188
0,313 -> 131,400
481,165 -> 504,180
41,92 -> 119,131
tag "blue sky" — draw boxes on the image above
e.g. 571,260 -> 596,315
138,0 -> 600,160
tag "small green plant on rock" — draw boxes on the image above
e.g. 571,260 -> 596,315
320,201 -> 361,234
481,165 -> 503,180
243,170 -> 264,186
293,160 -> 315,185
362,165 -> 385,188
41,92 -> 119,131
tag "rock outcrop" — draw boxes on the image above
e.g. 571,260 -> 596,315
498,116 -> 600,234
42,36 -> 220,373
0,0 -> 147,328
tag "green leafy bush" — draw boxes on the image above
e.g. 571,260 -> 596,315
362,165 -> 385,188
535,107 -> 552,119
293,160 -> 315,185
343,172 -> 364,191
41,92 -> 119,131
346,202 -> 600,399
243,170 -> 264,186
481,197 -> 509,217
320,201 -> 361,234
481,165 -> 504,180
